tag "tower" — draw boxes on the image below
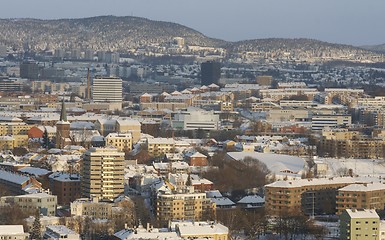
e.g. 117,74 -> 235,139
86,67 -> 91,101
200,61 -> 221,86
56,99 -> 71,149
81,147 -> 125,201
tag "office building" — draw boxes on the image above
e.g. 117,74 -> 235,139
81,147 -> 125,201
20,61 -> 39,79
340,209 -> 379,240
201,61 -> 221,86
92,77 -> 122,110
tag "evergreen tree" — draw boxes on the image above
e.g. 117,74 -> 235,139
30,212 -> 41,239
42,128 -> 50,149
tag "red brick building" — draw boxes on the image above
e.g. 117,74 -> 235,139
49,172 -> 81,206
188,152 -> 208,166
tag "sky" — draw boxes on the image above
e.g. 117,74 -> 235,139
1,0 -> 384,46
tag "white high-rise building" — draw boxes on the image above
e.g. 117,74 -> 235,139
92,77 -> 122,110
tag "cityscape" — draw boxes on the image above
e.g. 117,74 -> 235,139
1,3 -> 385,240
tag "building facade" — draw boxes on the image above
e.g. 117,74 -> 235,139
340,209 -> 380,240
81,147 -> 125,201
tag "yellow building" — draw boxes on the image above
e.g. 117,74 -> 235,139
147,138 -> 175,157
265,177 -> 358,216
70,198 -> 112,219
0,135 -> 28,150
336,183 -> 385,214
81,147 -> 125,201
105,132 -> 133,152
116,119 -> 141,143
0,122 -> 33,135
340,209 -> 379,240
156,189 -> 216,227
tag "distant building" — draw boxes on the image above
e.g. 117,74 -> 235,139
173,108 -> 220,131
256,76 -> 273,86
201,61 -> 221,86
20,61 -> 39,79
81,147 -> 125,201
0,79 -> 23,92
92,77 -> 122,110
340,209 -> 380,240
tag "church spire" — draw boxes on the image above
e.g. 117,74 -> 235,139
60,98 -> 67,122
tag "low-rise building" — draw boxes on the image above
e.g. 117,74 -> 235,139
0,225 -> 29,239
340,209 -> 379,240
4,193 -> 57,216
43,225 -> 80,240
105,132 -> 133,152
70,198 -> 112,219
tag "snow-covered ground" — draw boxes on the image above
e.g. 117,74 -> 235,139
319,157 -> 385,178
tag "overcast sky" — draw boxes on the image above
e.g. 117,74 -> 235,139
1,0 -> 384,46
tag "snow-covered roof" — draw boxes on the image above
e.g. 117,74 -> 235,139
70,121 -> 95,130
172,221 -> 229,236
114,228 -> 178,240
345,209 -> 379,219
190,152 -> 207,158
206,190 -> 222,198
338,183 -> 385,192
0,225 -> 25,234
226,152 -> 305,174
18,166 -> 51,176
48,172 -> 80,182
46,225 -> 78,235
0,169 -> 30,185
210,197 -> 235,206
237,195 -> 265,204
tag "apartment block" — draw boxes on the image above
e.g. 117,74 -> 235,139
340,209 -> 379,240
265,177 -> 357,216
336,183 -> 385,214
49,172 -> 81,206
156,188 -> 216,227
81,147 -> 125,201
105,132 -> 133,152
147,138 -> 175,157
